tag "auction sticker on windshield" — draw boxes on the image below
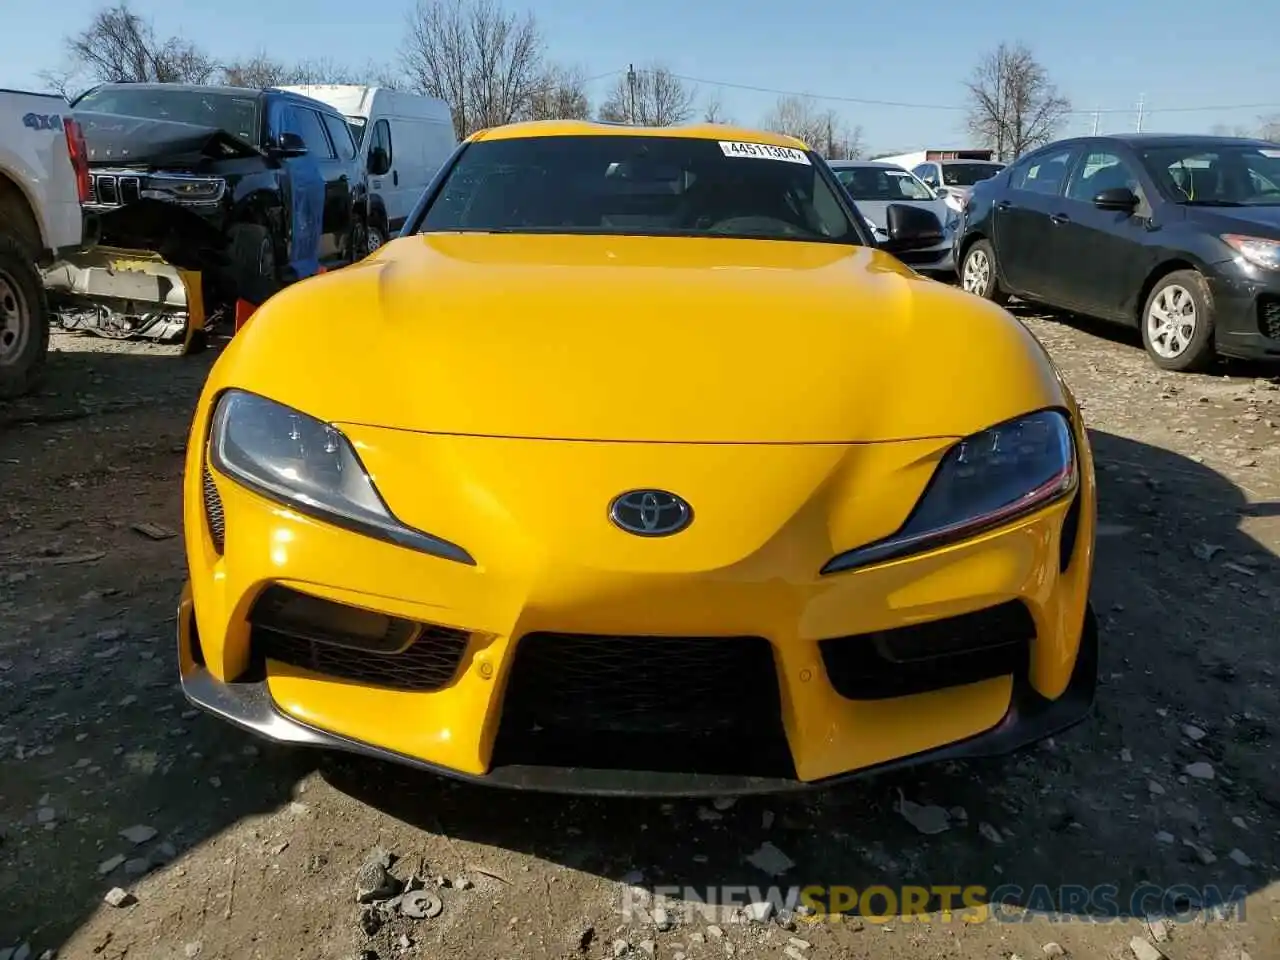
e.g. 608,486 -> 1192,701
719,141 -> 811,165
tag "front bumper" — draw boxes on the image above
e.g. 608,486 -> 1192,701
1206,264 -> 1280,360
178,601 -> 1098,796
179,419 -> 1098,796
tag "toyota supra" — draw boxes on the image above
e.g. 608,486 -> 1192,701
179,120 -> 1098,795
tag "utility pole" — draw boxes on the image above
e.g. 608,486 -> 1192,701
1136,93 -> 1145,133
1091,108 -> 1100,136
827,115 -> 834,158
627,64 -> 637,124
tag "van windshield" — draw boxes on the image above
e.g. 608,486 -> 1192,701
345,115 -> 366,146
419,135 -> 861,244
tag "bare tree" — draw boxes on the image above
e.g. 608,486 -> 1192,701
524,64 -> 591,121
964,42 -> 1070,161
221,53 -> 392,89
46,1 -> 217,93
401,0 -> 545,139
221,52 -> 293,88
1210,122 -> 1254,139
1256,115 -> 1280,141
702,89 -> 733,125
761,95 -> 863,159
598,63 -> 696,126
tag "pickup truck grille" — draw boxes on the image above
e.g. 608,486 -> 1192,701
87,172 -> 142,208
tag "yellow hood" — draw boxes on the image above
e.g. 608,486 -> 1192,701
216,233 -> 1067,443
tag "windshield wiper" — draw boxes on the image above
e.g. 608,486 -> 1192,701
1180,199 -> 1246,206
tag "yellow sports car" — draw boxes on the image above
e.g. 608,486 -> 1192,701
179,121 -> 1098,795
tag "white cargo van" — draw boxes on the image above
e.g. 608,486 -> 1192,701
278,85 -> 456,253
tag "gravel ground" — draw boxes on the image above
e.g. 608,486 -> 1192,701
1,311 -> 1278,960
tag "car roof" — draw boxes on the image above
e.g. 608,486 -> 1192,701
1050,133 -> 1278,150
469,120 -> 808,150
89,82 -> 264,98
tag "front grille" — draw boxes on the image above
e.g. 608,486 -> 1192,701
492,633 -> 796,778
202,466 -> 225,554
247,585 -> 469,692
95,174 -> 118,205
819,601 -> 1034,701
1259,296 -> 1280,341
119,175 -> 141,204
88,172 -> 142,208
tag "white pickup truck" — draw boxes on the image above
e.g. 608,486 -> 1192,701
0,87 -> 94,398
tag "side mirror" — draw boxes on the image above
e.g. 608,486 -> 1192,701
1093,186 -> 1139,212
880,203 -> 945,252
368,146 -> 390,176
934,186 -> 950,197
273,132 -> 308,157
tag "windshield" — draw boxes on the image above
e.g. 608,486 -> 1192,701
418,135 -> 860,244
346,115 -> 367,146
835,166 -> 934,201
941,162 -> 1004,186
74,87 -> 260,145
1138,143 -> 1280,205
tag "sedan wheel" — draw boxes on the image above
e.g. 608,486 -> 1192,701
1140,270 -> 1216,373
1145,284 -> 1197,359
961,248 -> 990,295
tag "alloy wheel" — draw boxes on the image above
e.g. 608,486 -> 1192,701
962,248 -> 990,294
1146,284 -> 1197,359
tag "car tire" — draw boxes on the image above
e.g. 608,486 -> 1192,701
0,232 -> 50,401
1140,270 -> 1216,373
960,239 -> 1009,306
228,222 -> 281,307
365,222 -> 387,256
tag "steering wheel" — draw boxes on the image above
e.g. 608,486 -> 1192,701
705,215 -> 805,236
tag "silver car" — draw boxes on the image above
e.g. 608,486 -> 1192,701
829,160 -> 959,276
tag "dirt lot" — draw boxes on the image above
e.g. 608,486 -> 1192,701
1,310 -> 1278,960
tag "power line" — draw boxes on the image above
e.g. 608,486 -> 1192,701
661,71 -> 1280,117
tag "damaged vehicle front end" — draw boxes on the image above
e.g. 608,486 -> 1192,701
45,83 -> 359,351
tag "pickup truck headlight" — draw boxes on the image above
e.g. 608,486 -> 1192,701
208,390 -> 474,564
822,410 -> 1077,575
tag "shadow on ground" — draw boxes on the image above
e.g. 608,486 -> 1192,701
320,428 -> 1280,922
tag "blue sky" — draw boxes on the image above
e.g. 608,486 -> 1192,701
4,0 -> 1279,154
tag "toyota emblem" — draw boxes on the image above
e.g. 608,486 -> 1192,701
608,489 -> 693,537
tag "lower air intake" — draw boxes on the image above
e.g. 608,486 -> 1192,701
493,632 -> 796,779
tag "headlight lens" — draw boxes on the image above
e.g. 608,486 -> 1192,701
822,410 -> 1077,575
208,390 -> 473,564
1222,234 -> 1280,271
142,174 -> 226,204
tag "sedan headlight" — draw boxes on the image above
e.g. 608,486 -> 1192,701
207,390 -> 474,564
822,410 -> 1077,575
1222,234 -> 1280,271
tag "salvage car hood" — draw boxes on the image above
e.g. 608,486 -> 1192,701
75,110 -> 261,166
212,233 -> 1069,443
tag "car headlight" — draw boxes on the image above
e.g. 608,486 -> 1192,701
821,410 -> 1077,575
141,174 -> 226,204
207,389 -> 474,564
1223,234 -> 1280,271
